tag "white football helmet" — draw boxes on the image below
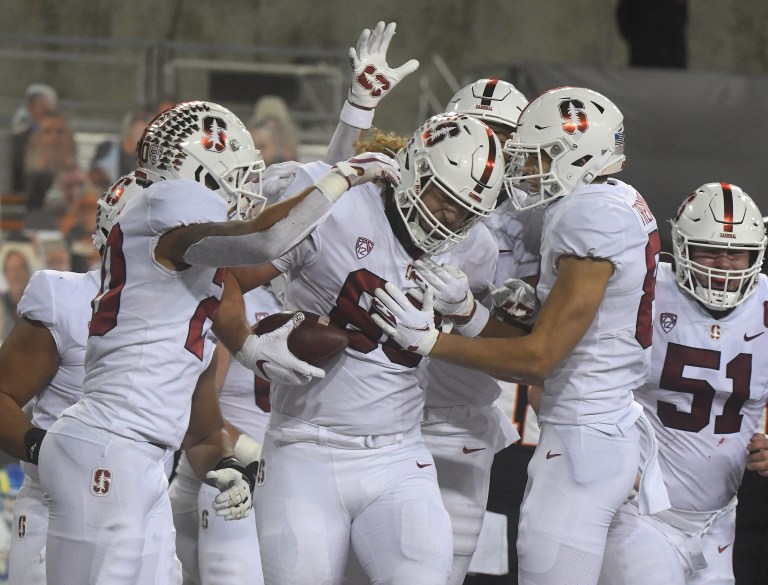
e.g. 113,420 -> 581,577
136,101 -> 266,220
505,87 -> 626,210
671,182 -> 766,310
445,79 -> 528,133
394,114 -> 504,255
92,170 -> 155,253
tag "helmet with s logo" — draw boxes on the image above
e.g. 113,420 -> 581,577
136,101 -> 265,220
505,87 -> 625,210
394,114 -> 504,254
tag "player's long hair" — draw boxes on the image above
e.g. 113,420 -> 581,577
354,128 -> 407,158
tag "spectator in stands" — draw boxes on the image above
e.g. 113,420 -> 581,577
9,84 -> 58,194
63,191 -> 99,273
0,242 -> 37,342
248,95 -> 300,165
23,111 -> 76,210
88,109 -> 152,191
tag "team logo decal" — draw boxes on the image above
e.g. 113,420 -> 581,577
201,509 -> 209,529
201,116 -> 228,152
18,514 -> 26,539
355,64 -> 391,98
355,237 -> 374,259
423,121 -> 461,147
710,324 -> 721,339
254,311 -> 269,323
256,458 -> 266,486
660,312 -> 677,333
558,99 -> 589,134
105,176 -> 132,206
91,468 -> 112,496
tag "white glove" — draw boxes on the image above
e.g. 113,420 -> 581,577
347,21 -> 419,111
334,152 -> 401,188
489,278 -> 540,327
235,315 -> 325,386
206,458 -> 254,521
407,259 -> 475,320
370,282 -> 439,356
315,152 -> 401,202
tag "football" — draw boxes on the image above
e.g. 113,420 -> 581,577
252,311 -> 349,367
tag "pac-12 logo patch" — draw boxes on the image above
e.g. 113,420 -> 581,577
356,237 -> 374,259
91,468 -> 112,496
660,312 -> 677,333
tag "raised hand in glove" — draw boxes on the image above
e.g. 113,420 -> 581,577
489,278 -> 540,327
348,21 -> 419,111
235,314 -> 325,386
371,283 -> 439,356
206,457 -> 254,521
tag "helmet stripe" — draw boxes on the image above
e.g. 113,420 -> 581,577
720,182 -> 734,232
480,79 -> 499,107
472,125 -> 498,198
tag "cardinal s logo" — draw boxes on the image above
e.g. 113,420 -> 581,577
201,116 -> 228,152
355,65 -> 391,98
559,99 -> 589,135
423,122 -> 460,147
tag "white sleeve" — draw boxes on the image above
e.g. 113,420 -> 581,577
550,199 -> 626,266
17,271 -> 61,350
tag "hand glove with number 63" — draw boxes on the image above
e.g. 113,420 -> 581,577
370,282 -> 439,356
348,21 -> 419,111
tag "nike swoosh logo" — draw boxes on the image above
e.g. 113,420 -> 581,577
416,462 -> 432,469
718,544 -> 730,553
744,332 -> 764,342
546,450 -> 561,459
463,447 -> 486,454
256,360 -> 270,378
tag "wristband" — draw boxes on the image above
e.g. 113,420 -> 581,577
24,427 -> 47,465
313,170 -> 350,203
214,456 -> 254,492
340,100 -> 375,129
453,302 -> 490,338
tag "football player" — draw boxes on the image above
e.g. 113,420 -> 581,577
0,172 -> 251,584
326,28 -> 527,582
29,101 -> 397,585
598,183 -> 768,585
214,112 -> 505,585
373,87 -> 670,585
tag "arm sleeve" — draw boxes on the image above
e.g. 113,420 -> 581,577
182,189 -> 334,267
324,121 -> 361,165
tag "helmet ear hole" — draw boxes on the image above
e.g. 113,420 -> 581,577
204,173 -> 220,191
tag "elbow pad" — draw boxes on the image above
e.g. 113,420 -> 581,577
182,189 -> 333,267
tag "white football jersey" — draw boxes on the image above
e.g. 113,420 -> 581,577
271,162 -> 433,436
483,195 -> 544,284
421,223 -> 504,408
636,265 -> 768,511
537,178 -> 660,425
219,286 -> 283,439
65,179 -> 227,449
16,269 -> 100,430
